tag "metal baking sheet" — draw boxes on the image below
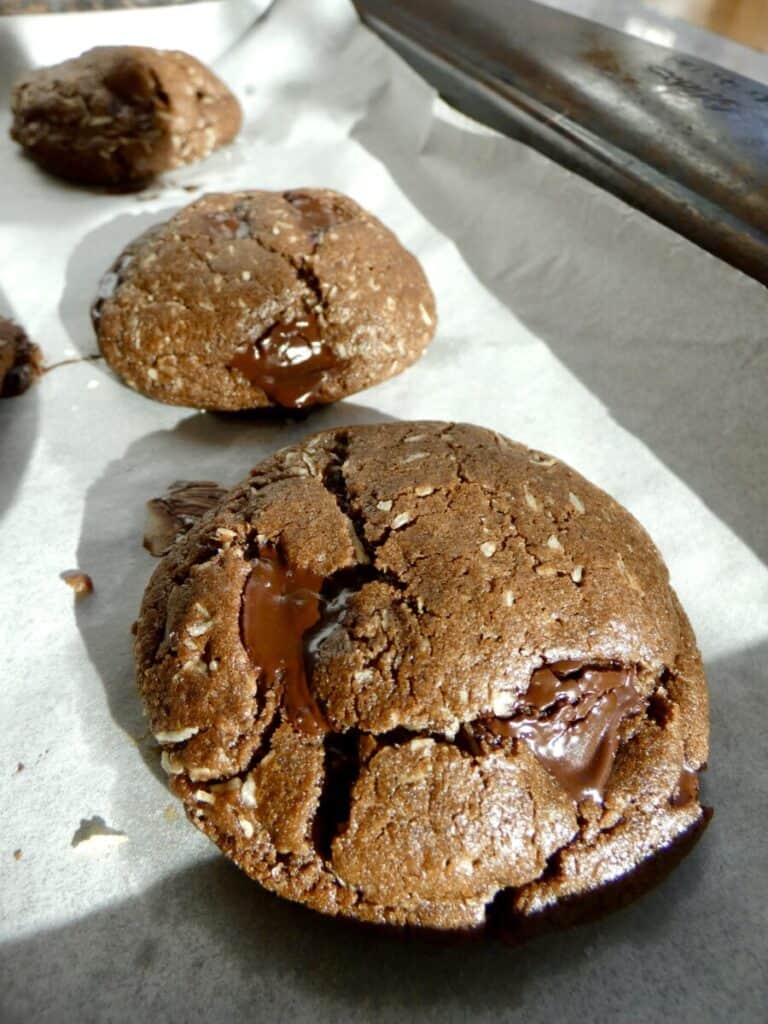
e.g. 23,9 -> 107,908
355,0 -> 768,289
0,0 -> 766,1020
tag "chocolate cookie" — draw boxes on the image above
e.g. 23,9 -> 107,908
93,189 -> 436,409
0,317 -> 43,397
10,46 -> 241,186
136,422 -> 709,935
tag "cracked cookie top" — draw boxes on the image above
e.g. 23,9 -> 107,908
136,422 -> 710,933
94,189 -> 436,409
11,46 -> 241,186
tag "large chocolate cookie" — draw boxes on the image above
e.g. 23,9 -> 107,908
10,46 -> 241,186
94,189 -> 436,409
136,422 -> 709,934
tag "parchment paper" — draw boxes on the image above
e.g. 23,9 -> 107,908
0,0 -> 273,88
1,1 -> 766,1020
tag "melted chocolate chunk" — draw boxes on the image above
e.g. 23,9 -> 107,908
241,546 -> 329,737
284,189 -> 338,238
489,662 -> 644,802
0,317 -> 43,398
671,766 -> 699,807
143,480 -> 227,556
231,309 -> 337,408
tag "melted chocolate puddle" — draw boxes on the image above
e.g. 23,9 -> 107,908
231,309 -> 337,409
488,662 -> 644,802
231,191 -> 341,407
240,547 -> 645,804
241,547 -> 331,737
242,553 -> 379,736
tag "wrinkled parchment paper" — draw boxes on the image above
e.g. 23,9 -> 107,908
1,1 -> 766,1020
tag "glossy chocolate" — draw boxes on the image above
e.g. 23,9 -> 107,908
241,546 -> 329,737
231,309 -> 337,408
489,662 -> 644,802
143,480 -> 227,556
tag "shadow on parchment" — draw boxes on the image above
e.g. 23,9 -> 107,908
0,31 -> 29,97
3,636 -> 765,1023
0,374 -> 39,521
352,87 -> 768,566
0,285 -> 40,520
58,206 -> 181,362
70,403 -> 397,785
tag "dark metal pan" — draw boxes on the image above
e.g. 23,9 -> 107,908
355,0 -> 768,288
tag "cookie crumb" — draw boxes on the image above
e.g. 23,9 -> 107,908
60,570 -> 94,596
13,849 -> 22,861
